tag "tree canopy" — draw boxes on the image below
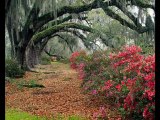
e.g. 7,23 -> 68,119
5,0 -> 155,70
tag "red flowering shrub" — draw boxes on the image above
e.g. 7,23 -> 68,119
70,50 -> 87,69
69,50 -> 87,79
69,51 -> 80,69
93,106 -> 108,120
108,45 -> 155,119
70,45 -> 155,119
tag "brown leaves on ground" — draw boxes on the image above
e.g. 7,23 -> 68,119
5,62 -> 120,120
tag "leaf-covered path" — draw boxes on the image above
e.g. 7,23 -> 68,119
6,62 -> 106,119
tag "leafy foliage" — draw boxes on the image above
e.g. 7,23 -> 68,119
5,59 -> 25,78
135,37 -> 154,55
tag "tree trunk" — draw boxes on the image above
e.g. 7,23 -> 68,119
6,16 -> 16,58
25,45 -> 41,70
16,47 -> 26,69
32,46 -> 40,66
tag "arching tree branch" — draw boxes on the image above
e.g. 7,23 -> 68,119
33,22 -> 95,44
112,0 -> 142,27
126,0 -> 154,10
101,7 -> 148,33
33,0 -> 114,31
37,15 -> 88,33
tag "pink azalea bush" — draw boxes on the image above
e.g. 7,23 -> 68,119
93,106 -> 108,120
69,50 -> 87,80
69,51 -> 80,69
69,45 -> 155,120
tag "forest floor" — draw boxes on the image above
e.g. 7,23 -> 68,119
5,62 -> 120,120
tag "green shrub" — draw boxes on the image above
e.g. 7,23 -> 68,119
5,59 -> 25,78
135,39 -> 154,55
40,56 -> 51,65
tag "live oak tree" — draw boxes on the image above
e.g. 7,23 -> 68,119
5,0 -> 154,70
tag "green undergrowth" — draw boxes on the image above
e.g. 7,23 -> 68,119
5,59 -> 25,78
8,79 -> 45,89
6,109 -> 47,120
6,109 -> 87,120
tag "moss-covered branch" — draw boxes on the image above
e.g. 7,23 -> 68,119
112,0 -> 142,27
37,15 -> 88,33
102,7 -> 148,33
126,0 -> 154,10
32,0 -> 154,36
33,22 -> 95,44
34,0 -> 113,31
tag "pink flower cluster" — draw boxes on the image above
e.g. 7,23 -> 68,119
77,63 -> 85,79
93,106 -> 107,119
103,80 -> 113,90
107,45 -> 155,119
69,51 -> 80,69
69,51 -> 86,80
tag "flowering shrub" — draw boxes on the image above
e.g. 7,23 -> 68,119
70,51 -> 80,69
69,50 -> 88,80
70,45 -> 155,120
108,45 -> 155,119
93,106 -> 107,120
69,50 -> 87,69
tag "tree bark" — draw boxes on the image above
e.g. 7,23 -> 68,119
16,47 -> 26,69
25,44 -> 41,70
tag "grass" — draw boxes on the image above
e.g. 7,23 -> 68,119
6,109 -> 87,120
6,109 -> 47,120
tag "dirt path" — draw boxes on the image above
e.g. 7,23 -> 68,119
6,62 -> 106,119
